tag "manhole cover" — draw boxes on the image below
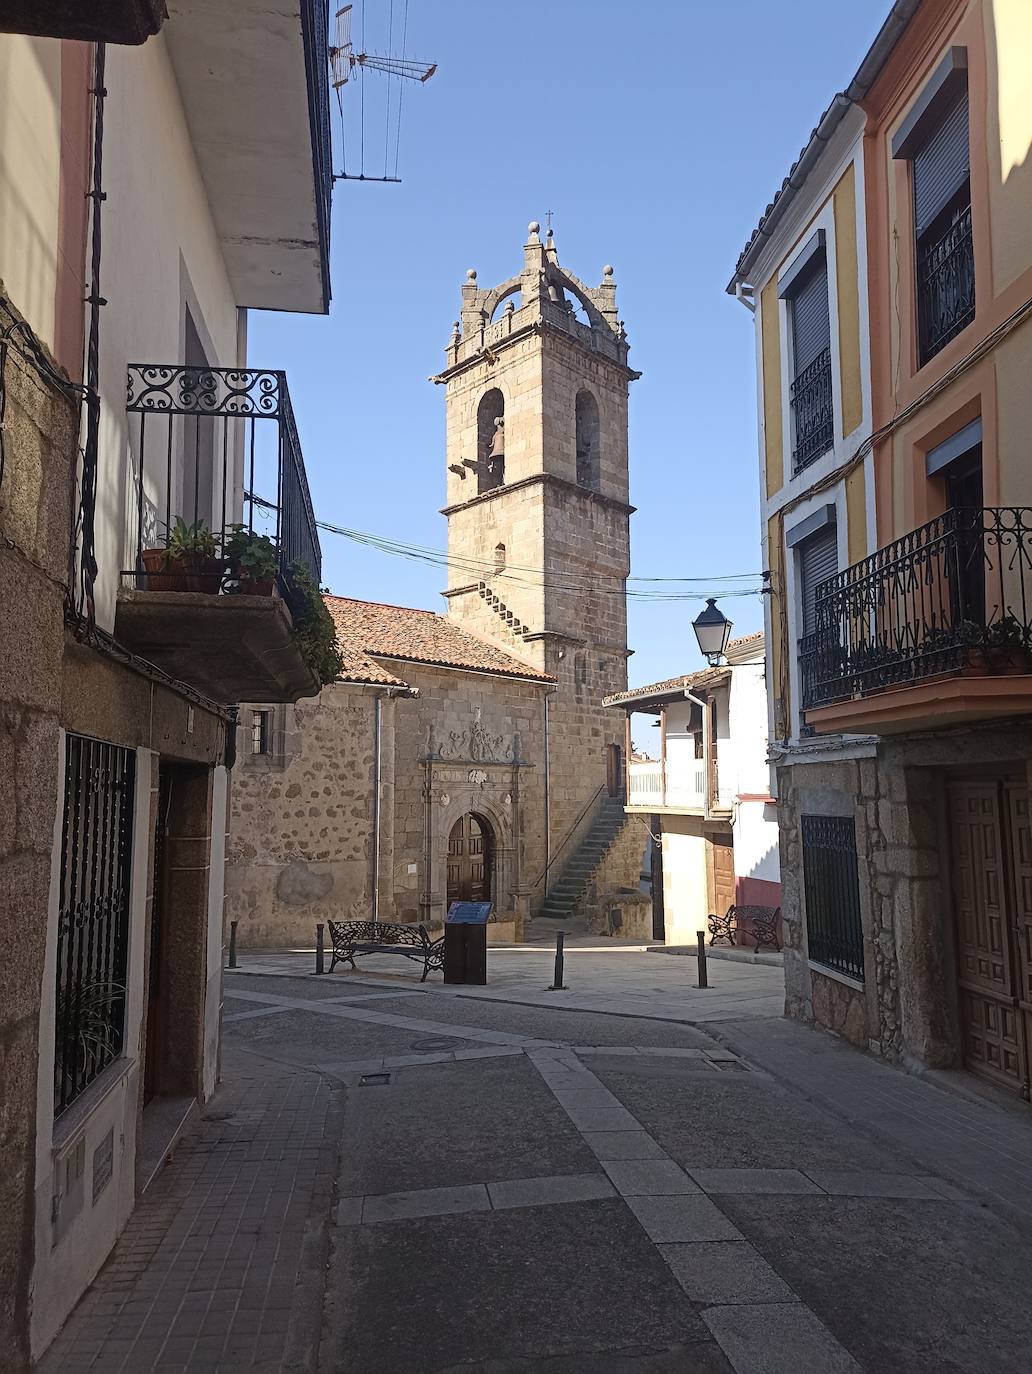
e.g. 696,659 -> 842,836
410,1037 -> 454,1051
360,1072 -> 392,1086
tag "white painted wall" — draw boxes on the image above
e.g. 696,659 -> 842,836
660,817 -> 710,947
733,799 -> 781,889
94,33 -> 241,631
32,745 -> 156,1358
0,35 -> 61,344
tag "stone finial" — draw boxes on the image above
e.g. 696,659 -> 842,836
602,264 -> 614,279
450,320 -> 461,346
545,227 -> 559,265
526,220 -> 541,243
466,268 -> 477,281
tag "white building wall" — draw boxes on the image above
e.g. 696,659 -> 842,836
31,744 -> 157,1356
0,35 -> 61,343
94,33 -> 241,632
661,820 -> 710,948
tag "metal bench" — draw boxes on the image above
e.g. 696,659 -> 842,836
327,919 -> 445,982
707,904 -> 782,954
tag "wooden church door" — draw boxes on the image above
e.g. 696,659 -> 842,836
447,814 -> 491,906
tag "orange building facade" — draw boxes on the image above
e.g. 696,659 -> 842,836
730,0 -> 1032,1100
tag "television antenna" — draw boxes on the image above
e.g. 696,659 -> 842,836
330,2 -> 437,184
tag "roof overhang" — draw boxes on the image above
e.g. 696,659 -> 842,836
165,0 -> 331,314
726,0 -> 921,294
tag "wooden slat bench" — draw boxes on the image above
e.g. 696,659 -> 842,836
707,904 -> 782,954
327,919 -> 444,982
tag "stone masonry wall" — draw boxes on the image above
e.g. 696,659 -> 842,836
0,306 -> 79,1368
777,727 -> 1032,1071
575,814 -> 652,938
226,666 -> 550,947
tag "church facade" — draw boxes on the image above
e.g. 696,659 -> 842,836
226,224 -> 640,944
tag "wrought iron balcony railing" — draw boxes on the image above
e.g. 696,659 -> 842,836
124,364 -> 321,597
800,507 -> 1032,711
790,346 -> 834,473
918,203 -> 975,364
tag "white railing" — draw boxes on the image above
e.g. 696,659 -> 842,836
628,758 -> 711,811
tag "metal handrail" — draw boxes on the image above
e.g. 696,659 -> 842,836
801,506 -> 1032,709
530,783 -> 607,893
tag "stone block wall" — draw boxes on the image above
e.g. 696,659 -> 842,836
0,308 -> 79,1369
778,724 -> 1032,1072
226,666 -> 550,946
575,814 -> 652,937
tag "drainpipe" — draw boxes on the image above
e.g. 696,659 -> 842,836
372,693 -> 382,921
543,688 -> 556,883
684,688 -> 711,821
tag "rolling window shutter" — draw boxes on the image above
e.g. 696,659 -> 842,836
913,93 -> 969,236
791,262 -> 831,376
799,525 -> 838,637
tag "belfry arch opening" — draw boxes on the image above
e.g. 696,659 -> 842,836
576,389 -> 600,490
477,389 -> 505,493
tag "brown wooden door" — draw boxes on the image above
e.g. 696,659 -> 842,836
949,781 -> 1030,1097
708,833 -> 735,917
447,814 -> 491,906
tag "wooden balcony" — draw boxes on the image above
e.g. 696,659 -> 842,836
801,507 -> 1032,735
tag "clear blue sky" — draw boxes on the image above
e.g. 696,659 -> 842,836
251,0 -> 888,690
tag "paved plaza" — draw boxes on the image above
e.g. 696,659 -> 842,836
39,939 -> 1032,1371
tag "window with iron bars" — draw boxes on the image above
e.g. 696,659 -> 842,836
55,734 -> 137,1115
251,709 -> 272,755
801,813 -> 864,982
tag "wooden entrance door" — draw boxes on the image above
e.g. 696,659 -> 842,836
949,781 -> 1032,1097
707,833 -> 735,917
447,814 -> 491,906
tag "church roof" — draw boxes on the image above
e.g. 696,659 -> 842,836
323,595 -> 555,686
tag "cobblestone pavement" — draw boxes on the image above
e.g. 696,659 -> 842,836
38,965 -> 1032,1372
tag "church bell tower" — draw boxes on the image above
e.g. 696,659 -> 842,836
433,221 -> 639,843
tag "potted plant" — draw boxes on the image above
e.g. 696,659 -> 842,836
140,517 -> 221,593
985,614 -> 1032,673
223,525 -> 280,596
285,559 -> 344,685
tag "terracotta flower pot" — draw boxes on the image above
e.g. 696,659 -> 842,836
236,571 -> 277,597
139,549 -> 222,594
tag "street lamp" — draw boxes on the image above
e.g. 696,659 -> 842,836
692,598 -> 732,665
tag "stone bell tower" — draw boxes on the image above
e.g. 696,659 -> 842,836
432,221 -> 639,853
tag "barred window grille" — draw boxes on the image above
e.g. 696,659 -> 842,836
55,734 -> 136,1115
251,710 -> 271,755
801,814 -> 864,982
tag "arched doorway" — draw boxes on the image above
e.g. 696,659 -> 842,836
447,813 -> 493,906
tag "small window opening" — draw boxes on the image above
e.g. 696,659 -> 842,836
251,710 -> 272,755
494,542 -> 506,572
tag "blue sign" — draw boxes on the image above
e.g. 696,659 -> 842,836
447,901 -> 492,924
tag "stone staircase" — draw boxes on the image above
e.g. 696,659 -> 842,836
537,792 -> 631,925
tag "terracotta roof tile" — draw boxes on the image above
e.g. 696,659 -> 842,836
324,596 -> 555,684
604,665 -> 729,709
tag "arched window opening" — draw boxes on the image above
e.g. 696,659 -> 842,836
494,542 -> 506,572
477,389 -> 505,493
575,389 -> 600,490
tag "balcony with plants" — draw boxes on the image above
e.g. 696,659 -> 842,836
800,507 -> 1032,734
114,365 -> 342,704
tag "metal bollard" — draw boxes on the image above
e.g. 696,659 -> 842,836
696,930 -> 708,989
549,929 -> 566,990
228,920 -> 238,969
316,922 -> 325,975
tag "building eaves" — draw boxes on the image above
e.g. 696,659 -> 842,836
604,665 -> 730,710
726,0 -> 920,293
